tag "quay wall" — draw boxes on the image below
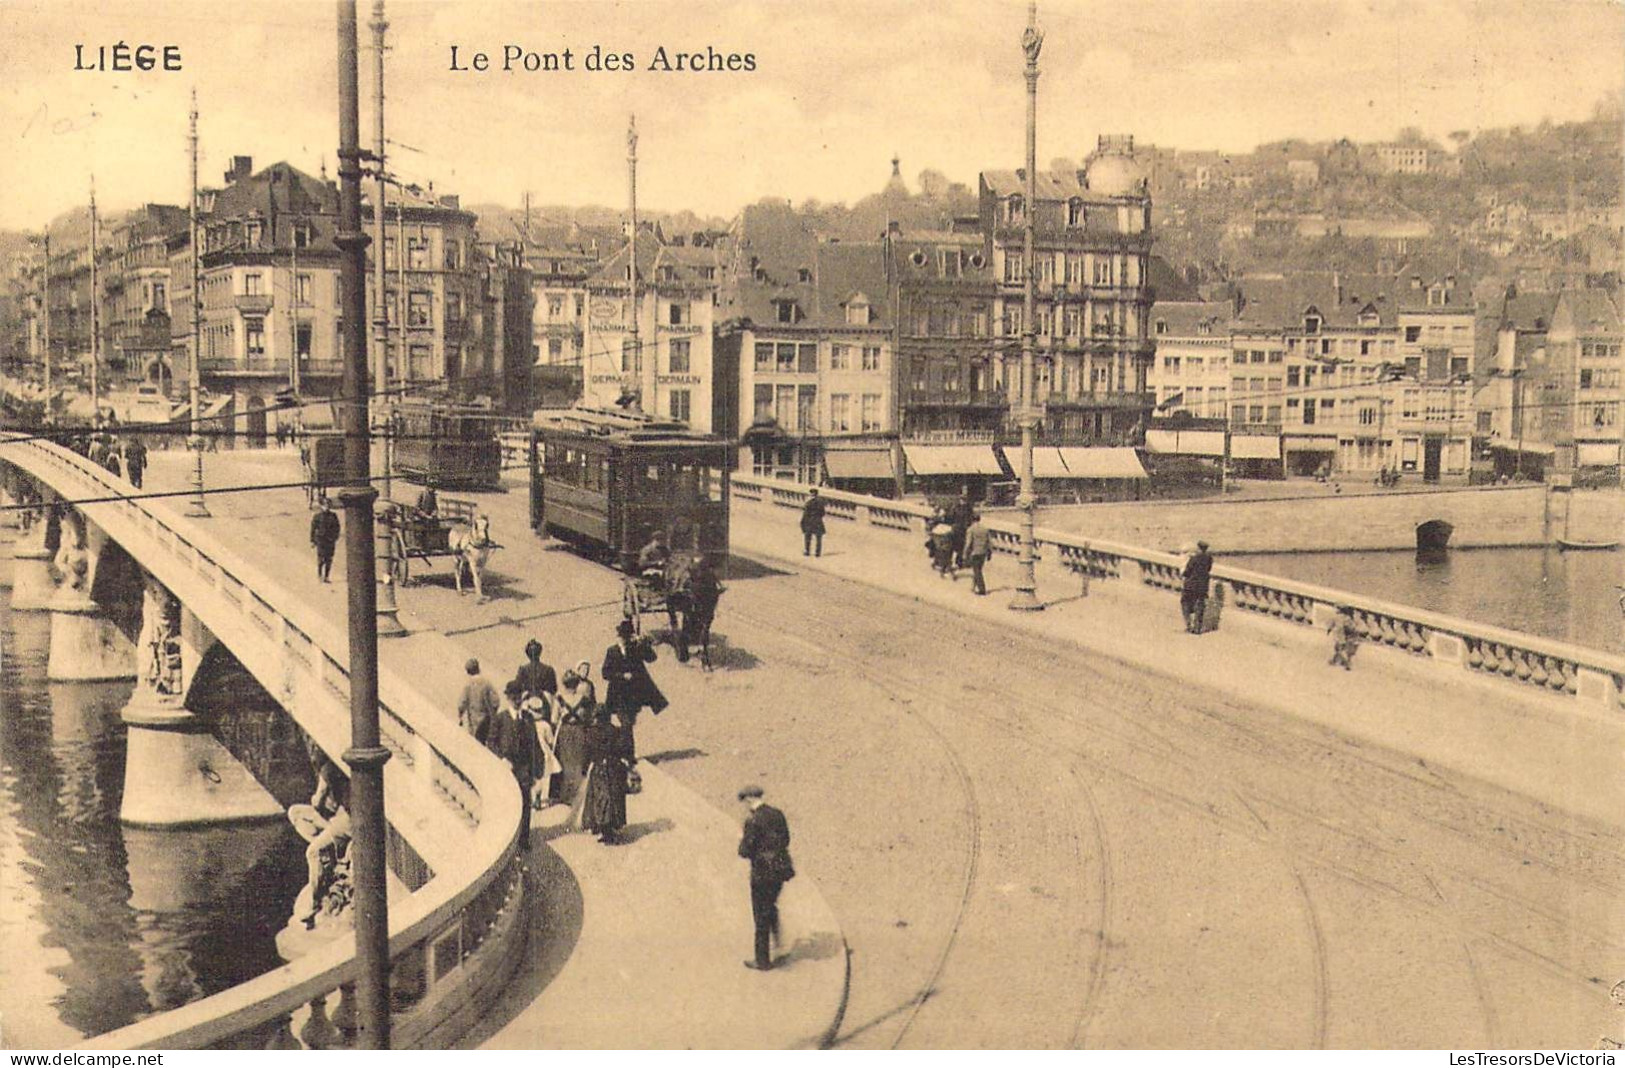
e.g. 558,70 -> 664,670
989,484 -> 1623,554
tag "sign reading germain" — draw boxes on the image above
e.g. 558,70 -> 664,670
657,374 -> 701,385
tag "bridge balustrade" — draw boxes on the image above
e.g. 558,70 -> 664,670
0,436 -> 527,1050
733,474 -> 1625,714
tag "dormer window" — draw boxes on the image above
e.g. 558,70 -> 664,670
1304,313 -> 1321,334
658,265 -> 676,282
846,298 -> 871,326
245,219 -> 263,246
1068,198 -> 1085,227
293,220 -> 313,249
797,267 -> 812,283
1197,320 -> 1213,336
754,266 -> 767,281
1154,319 -> 1168,335
1006,194 -> 1024,223
775,299 -> 799,325
939,249 -> 961,277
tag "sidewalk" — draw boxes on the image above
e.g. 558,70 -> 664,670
733,496 -> 1625,832
141,452 -> 849,1050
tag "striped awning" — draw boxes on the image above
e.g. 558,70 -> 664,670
1231,435 -> 1281,460
903,444 -> 1005,476
1145,429 -> 1225,457
1056,447 -> 1148,479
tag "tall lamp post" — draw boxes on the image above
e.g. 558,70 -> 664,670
336,0 -> 392,1047
1009,1 -> 1044,612
186,90 -> 210,518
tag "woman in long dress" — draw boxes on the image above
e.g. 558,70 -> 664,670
580,709 -> 632,843
552,660 -> 594,807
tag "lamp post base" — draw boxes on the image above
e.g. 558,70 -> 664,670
185,441 -> 210,519
1007,584 -> 1044,612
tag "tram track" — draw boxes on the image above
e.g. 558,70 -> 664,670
725,546 -> 1625,1047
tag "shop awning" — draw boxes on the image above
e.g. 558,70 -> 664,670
824,448 -> 895,480
1145,429 -> 1225,457
1231,435 -> 1281,460
903,444 -> 1005,476
1282,436 -> 1338,453
1577,442 -> 1620,466
1031,447 -> 1071,478
1488,440 -> 1556,457
1056,447 -> 1148,480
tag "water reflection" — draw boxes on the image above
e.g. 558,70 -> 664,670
0,591 -> 306,1045
1230,545 -> 1625,654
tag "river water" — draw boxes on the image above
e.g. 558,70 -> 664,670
0,573 -> 307,1047
1227,546 -> 1625,655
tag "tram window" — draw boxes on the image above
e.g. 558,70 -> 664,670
645,464 -> 661,483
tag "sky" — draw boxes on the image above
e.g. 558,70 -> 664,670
1,0 -> 1622,231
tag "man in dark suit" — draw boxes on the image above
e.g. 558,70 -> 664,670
602,619 -> 668,757
799,489 -> 826,557
1182,539 -> 1214,634
310,497 -> 341,583
737,784 -> 794,971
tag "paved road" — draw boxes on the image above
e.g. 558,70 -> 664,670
144,450 -> 1625,1048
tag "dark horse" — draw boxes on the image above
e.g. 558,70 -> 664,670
663,553 -> 722,669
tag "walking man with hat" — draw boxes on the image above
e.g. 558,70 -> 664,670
737,784 -> 795,971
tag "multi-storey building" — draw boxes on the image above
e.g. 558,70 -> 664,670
1228,271 -> 1477,482
524,224 -> 618,368
363,181 -> 483,391
167,157 -> 499,436
978,135 -> 1156,446
890,224 -> 1000,440
1545,290 -> 1623,478
1147,301 -> 1233,419
1370,143 -> 1432,175
580,239 -> 721,431
101,204 -> 188,388
717,205 -> 896,486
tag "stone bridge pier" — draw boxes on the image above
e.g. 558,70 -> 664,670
47,507 -> 139,682
119,573 -> 282,827
9,479 -> 62,610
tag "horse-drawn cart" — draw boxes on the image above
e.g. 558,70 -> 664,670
384,496 -> 499,598
620,553 -> 723,668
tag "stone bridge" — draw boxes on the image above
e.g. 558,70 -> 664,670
0,436 -> 526,1050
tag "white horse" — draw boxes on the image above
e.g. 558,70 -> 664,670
451,513 -> 496,601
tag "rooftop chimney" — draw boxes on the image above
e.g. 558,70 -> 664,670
224,155 -> 252,184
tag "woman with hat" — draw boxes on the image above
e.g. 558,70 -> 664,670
580,707 -> 633,844
551,660 -> 595,807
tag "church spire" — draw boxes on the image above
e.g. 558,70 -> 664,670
884,153 -> 908,197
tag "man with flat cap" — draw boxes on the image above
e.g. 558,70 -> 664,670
737,784 -> 795,971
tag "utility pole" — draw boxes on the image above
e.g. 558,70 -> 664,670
368,0 -> 403,638
41,227 -> 52,425
290,211 -> 301,398
395,201 -> 406,388
89,176 -> 100,425
628,115 -> 649,412
335,1 -> 392,1048
186,90 -> 210,518
371,0 -> 391,501
1009,2 -> 1043,613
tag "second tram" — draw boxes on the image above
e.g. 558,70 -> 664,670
529,406 -> 730,573
392,397 -> 503,491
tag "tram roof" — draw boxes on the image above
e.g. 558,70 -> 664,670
532,404 -> 724,446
